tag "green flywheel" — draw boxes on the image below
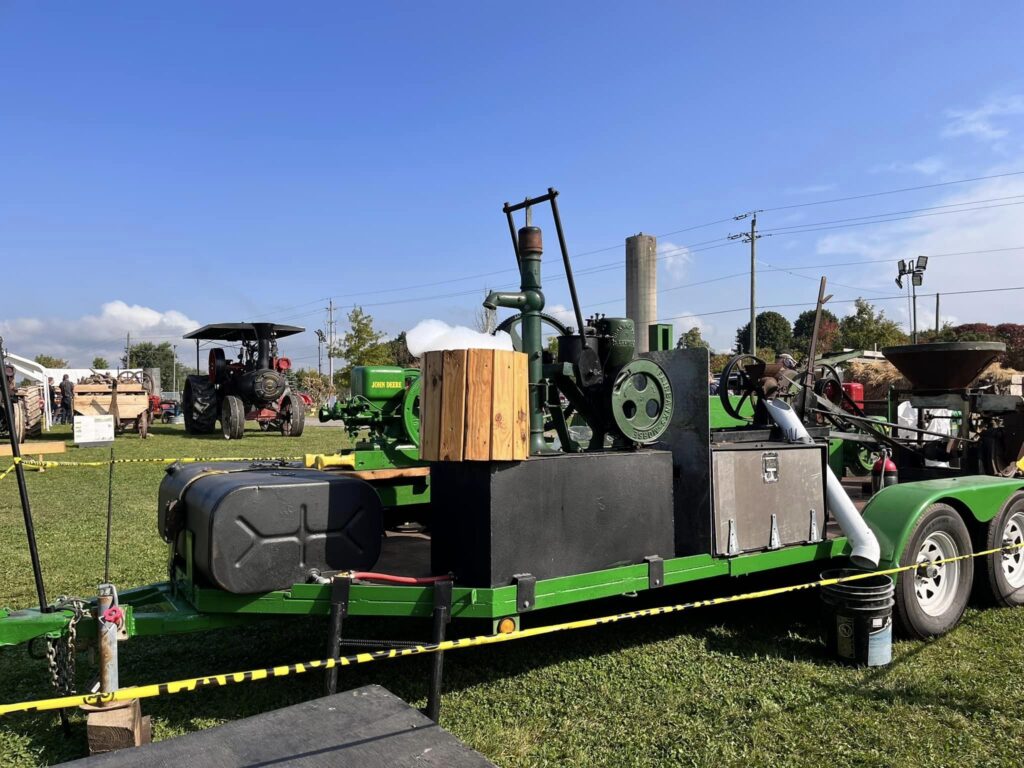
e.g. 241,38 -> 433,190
403,377 -> 422,448
610,359 -> 673,444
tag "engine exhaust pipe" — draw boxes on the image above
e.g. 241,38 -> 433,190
764,399 -> 880,570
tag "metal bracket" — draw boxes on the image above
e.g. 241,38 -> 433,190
644,556 -> 664,589
331,575 -> 351,618
727,519 -> 740,555
809,509 -> 821,542
769,514 -> 781,549
433,579 -> 453,624
512,573 -> 536,612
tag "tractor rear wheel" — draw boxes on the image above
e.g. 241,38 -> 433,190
894,503 -> 973,639
281,395 -> 305,437
977,492 -> 1024,608
221,395 -> 245,440
183,376 -> 217,434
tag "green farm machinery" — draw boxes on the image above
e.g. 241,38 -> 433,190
3,191 -> 1024,742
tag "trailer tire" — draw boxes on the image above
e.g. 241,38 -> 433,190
221,395 -> 245,440
183,376 -> 217,435
894,503 -> 973,639
977,492 -> 1024,608
281,395 -> 304,437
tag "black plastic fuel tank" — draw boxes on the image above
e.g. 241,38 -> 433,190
159,462 -> 383,594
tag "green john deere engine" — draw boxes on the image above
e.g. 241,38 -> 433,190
319,366 -> 421,447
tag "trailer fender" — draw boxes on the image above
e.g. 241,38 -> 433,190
862,476 -> 1024,568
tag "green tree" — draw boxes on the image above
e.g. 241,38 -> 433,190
124,341 -> 190,389
92,356 -> 110,369
838,298 -> 907,351
330,307 -> 389,390
34,354 -> 68,369
791,309 -> 841,355
677,327 -> 711,350
734,311 -> 793,356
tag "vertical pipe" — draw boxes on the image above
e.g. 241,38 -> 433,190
0,339 -> 48,612
324,576 -> 349,696
548,191 -> 586,337
97,585 -> 119,693
911,280 -> 918,344
518,227 -> 549,455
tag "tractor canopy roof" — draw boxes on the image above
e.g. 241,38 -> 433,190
183,323 -> 305,342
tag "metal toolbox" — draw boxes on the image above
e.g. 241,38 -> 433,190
710,442 -> 826,556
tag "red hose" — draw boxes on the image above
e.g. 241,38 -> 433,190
350,571 -> 452,585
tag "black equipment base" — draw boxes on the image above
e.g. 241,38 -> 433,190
430,450 -> 675,588
59,685 -> 496,767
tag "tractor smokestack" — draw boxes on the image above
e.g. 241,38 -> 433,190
764,399 -> 880,569
252,323 -> 274,371
626,233 -> 657,353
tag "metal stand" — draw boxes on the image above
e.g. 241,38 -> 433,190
425,580 -> 453,722
324,576 -> 351,696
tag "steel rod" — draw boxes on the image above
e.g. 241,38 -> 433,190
547,189 -> 586,336
0,338 -> 49,611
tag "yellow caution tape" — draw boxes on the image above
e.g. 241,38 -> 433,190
1,541 -> 1020,717
0,456 -> 303,475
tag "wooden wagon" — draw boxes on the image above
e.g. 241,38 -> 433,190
73,377 -> 152,438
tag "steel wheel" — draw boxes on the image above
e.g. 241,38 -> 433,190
894,503 -> 973,638
977,492 -> 1024,607
914,531 -> 960,617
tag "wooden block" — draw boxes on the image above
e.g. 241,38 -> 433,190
463,349 -> 494,461
86,699 -> 145,754
438,350 -> 467,461
512,351 -> 529,460
419,352 -> 444,461
347,467 -> 431,481
0,441 -> 66,457
490,350 -> 515,459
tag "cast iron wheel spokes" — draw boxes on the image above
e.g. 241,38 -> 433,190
718,354 -> 767,422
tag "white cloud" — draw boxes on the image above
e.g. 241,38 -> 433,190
545,303 -> 579,332
657,240 -> 692,282
943,95 -> 1024,142
0,301 -> 199,366
871,156 -> 947,176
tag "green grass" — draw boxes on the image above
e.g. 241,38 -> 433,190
2,425 -> 1024,767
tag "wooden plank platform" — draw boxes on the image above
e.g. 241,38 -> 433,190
59,685 -> 497,767
0,441 -> 67,457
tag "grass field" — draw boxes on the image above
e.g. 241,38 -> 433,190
1,424 -> 1023,767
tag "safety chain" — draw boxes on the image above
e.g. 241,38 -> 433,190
45,598 -> 88,697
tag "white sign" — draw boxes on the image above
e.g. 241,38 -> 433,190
74,415 -> 115,447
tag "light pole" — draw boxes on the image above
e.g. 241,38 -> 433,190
172,344 -> 178,394
895,256 -> 928,343
315,330 -> 326,376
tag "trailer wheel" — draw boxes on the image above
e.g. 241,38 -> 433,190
221,395 -> 245,440
281,395 -> 305,437
183,376 -> 217,434
977,492 -> 1024,608
894,503 -> 973,639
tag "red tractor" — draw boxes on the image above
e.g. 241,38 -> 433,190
181,323 -> 306,440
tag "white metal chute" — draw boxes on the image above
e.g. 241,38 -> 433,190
764,398 -> 881,569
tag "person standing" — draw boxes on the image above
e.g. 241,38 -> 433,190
47,377 -> 58,425
59,374 -> 75,424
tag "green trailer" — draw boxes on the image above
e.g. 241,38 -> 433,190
2,191 -> 1022,733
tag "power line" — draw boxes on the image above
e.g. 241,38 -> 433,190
762,170 -> 1024,212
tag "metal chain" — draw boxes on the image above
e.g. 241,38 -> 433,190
44,597 -> 88,696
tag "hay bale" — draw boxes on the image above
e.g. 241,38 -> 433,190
845,359 -> 1022,397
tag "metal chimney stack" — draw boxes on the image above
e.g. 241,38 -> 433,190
625,233 -> 657,353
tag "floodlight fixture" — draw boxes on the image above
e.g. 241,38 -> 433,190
912,272 -> 923,287
898,259 -> 908,275
895,276 -> 903,289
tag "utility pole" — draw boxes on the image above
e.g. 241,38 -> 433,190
935,293 -> 940,335
895,256 -> 928,344
729,211 -> 765,355
326,300 -> 336,395
315,330 -> 326,376
125,332 -> 131,368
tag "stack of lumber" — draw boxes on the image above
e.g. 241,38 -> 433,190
15,385 -> 43,437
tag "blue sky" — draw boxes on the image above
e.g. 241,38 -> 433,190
3,3 -> 1024,366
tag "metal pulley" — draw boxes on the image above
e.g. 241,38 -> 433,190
610,359 -> 673,444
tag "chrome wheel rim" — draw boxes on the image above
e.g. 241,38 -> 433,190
1001,511 -> 1024,589
915,531 -> 960,617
